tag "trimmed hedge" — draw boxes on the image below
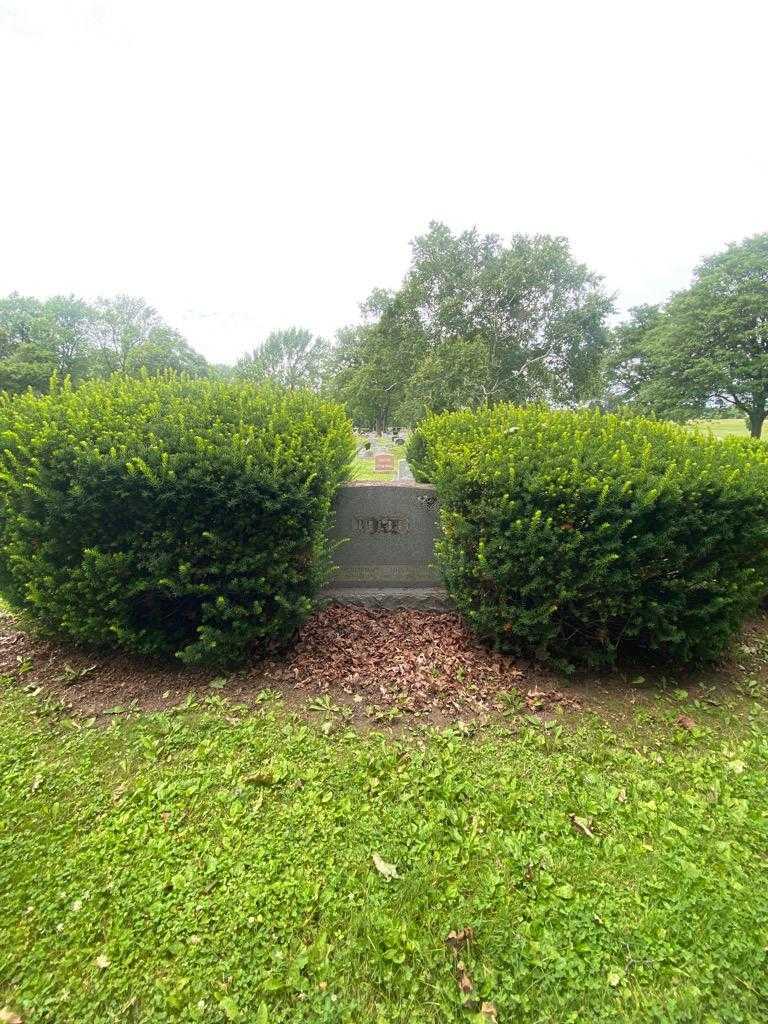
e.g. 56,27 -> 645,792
0,375 -> 355,665
412,406 -> 768,668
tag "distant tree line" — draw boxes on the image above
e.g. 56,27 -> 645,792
0,293 -> 208,392
5,228 -> 767,436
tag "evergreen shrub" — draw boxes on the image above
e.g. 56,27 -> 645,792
0,375 -> 355,665
412,406 -> 768,668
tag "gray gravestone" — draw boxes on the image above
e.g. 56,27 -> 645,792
397,459 -> 414,481
322,481 -> 450,609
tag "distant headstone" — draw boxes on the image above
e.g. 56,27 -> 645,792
397,459 -> 415,481
374,453 -> 395,473
393,436 -> 406,445
322,482 -> 449,609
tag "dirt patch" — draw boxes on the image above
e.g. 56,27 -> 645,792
0,605 -> 579,727
2,605 -> 765,730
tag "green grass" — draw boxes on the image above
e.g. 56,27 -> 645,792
2,679 -> 767,1023
349,442 -> 407,482
688,417 -> 761,440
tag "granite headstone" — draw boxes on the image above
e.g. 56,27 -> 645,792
374,453 -> 395,473
322,481 -> 450,609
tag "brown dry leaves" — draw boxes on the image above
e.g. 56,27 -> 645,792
269,605 -> 578,720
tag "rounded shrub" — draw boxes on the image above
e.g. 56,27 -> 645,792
0,375 -> 355,665
416,405 -> 768,668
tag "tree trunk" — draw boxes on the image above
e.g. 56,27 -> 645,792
748,408 -> 766,439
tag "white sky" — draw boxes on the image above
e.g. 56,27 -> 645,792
1,0 -> 766,364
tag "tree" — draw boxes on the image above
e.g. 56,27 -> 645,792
125,325 -> 209,376
89,295 -> 208,378
603,304 -> 664,410
235,328 -> 329,390
327,223 -> 613,428
0,292 -> 208,391
325,325 -> 402,432
398,337 -> 490,422
89,295 -> 163,375
0,293 -> 96,391
610,234 -> 768,437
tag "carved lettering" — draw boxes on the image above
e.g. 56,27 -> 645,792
355,516 -> 410,536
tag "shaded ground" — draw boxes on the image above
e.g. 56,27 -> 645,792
1,604 -> 766,731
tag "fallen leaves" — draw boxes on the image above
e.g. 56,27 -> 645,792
265,605 -> 579,720
445,927 -> 475,954
570,814 -> 596,839
0,1009 -> 22,1024
457,963 -> 474,993
371,853 -> 399,880
446,928 -> 482,1003
676,714 -> 696,731
94,954 -> 110,969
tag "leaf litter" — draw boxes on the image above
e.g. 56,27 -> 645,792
268,605 -> 579,721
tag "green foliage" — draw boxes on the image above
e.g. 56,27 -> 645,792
415,405 -> 768,668
404,429 -> 433,483
2,683 -> 767,1022
0,292 -> 209,392
329,223 -> 613,428
608,234 -> 768,437
236,328 -> 329,391
0,293 -> 96,390
0,375 -> 354,664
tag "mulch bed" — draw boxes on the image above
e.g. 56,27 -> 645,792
0,605 -> 579,725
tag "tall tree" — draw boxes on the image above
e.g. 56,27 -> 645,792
610,234 -> 768,437
325,325 -> 403,432
90,295 -> 162,375
328,223 -> 613,427
0,293 -> 96,391
235,328 -> 329,390
125,325 -> 209,376
603,304 -> 664,410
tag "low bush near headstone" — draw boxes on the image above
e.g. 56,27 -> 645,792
412,406 -> 768,668
0,375 -> 355,665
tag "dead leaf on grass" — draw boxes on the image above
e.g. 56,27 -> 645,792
457,963 -> 474,994
676,714 -> 696,731
480,1002 -> 498,1022
372,853 -> 399,880
0,1008 -> 23,1024
446,927 -> 475,956
570,814 -> 595,838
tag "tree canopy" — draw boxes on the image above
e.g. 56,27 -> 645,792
235,328 -> 329,391
0,293 -> 208,391
327,222 -> 613,428
608,234 -> 768,437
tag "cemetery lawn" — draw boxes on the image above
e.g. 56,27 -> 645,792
350,441 -> 407,481
2,676 -> 768,1023
687,417 -> 763,439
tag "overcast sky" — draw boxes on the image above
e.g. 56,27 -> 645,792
1,0 -> 766,364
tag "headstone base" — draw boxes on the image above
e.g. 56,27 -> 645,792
320,585 -> 453,611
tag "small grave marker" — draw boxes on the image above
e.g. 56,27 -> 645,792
374,453 -> 395,473
397,459 -> 415,481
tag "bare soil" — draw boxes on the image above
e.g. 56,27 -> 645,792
1,604 -> 765,730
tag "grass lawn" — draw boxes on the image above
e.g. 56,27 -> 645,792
688,417 -> 762,440
2,665 -> 768,1022
349,441 -> 407,482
